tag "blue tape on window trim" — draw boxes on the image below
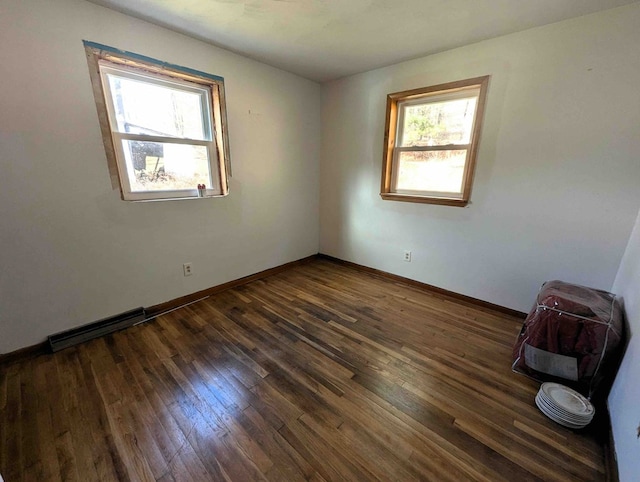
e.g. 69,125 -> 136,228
83,40 -> 225,83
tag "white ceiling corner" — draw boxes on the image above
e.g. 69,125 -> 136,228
86,0 -> 638,82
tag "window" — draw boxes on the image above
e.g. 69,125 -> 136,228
84,41 -> 231,201
380,76 -> 489,206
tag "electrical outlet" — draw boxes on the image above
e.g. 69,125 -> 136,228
183,263 -> 193,276
404,250 -> 412,262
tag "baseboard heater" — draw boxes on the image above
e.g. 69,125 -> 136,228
48,307 -> 146,352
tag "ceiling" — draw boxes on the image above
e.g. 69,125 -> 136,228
87,0 -> 637,82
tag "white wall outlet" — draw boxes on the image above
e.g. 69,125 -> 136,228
404,250 -> 412,262
183,262 -> 193,276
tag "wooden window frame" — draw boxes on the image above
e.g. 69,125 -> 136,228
84,41 -> 231,201
380,76 -> 489,207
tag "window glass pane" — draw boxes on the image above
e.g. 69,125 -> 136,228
395,150 -> 466,194
400,97 -> 477,147
107,73 -> 208,140
121,140 -> 213,192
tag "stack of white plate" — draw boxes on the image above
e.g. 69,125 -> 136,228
535,382 -> 595,429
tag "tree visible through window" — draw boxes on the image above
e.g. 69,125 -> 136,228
381,76 -> 489,206
84,41 -> 231,201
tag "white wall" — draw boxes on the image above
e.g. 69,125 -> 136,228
0,0 -> 322,354
610,206 -> 640,482
320,4 -> 640,313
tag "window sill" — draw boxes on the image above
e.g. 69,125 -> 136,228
380,192 -> 469,207
126,193 -> 228,202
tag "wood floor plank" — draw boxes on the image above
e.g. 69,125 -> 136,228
0,258 -> 608,481
33,357 -> 62,481
4,368 -> 23,482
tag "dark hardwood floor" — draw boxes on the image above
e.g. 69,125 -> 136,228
0,258 -> 606,481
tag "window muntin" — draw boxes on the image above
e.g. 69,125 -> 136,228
85,42 -> 230,201
381,76 -> 489,206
